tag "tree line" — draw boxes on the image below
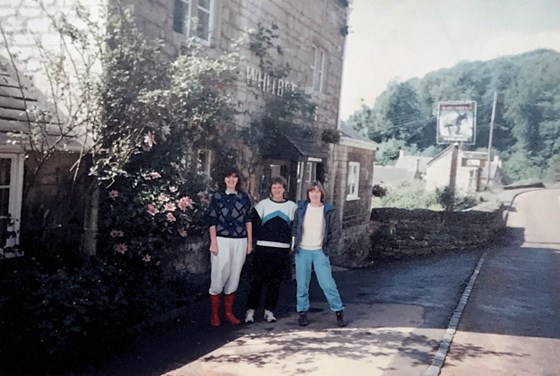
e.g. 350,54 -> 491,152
345,48 -> 560,183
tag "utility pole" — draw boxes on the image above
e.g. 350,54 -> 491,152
449,142 -> 459,194
486,91 -> 497,188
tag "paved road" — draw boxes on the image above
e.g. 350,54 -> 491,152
440,188 -> 560,375
94,249 -> 483,375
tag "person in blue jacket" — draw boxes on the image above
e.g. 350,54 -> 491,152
292,181 -> 347,327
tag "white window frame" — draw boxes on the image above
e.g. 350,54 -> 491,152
0,153 -> 24,258
346,161 -> 360,201
196,149 -> 212,176
173,0 -> 214,45
311,45 -> 325,93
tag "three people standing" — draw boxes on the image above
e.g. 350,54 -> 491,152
205,171 -> 346,328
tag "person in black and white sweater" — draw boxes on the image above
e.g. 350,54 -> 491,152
244,176 -> 297,324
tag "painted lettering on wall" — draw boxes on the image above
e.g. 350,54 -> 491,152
246,66 -> 297,96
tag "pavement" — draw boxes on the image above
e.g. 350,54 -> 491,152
164,302 -> 429,376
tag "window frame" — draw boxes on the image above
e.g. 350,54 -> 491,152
173,0 -> 214,45
311,45 -> 325,93
346,161 -> 360,201
196,148 -> 212,177
0,153 -> 24,258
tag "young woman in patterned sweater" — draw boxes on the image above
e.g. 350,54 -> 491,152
205,167 -> 253,327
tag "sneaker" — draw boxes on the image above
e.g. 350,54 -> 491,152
298,311 -> 308,327
264,310 -> 277,323
336,310 -> 348,327
244,309 -> 255,324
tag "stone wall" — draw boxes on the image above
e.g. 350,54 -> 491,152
126,0 -> 348,134
369,205 -> 506,260
160,234 -> 210,280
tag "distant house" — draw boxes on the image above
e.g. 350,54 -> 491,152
394,150 -> 431,180
425,144 -> 505,193
372,150 -> 430,186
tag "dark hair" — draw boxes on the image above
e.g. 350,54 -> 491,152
269,176 -> 288,198
222,166 -> 242,191
224,166 -> 240,178
306,181 -> 326,203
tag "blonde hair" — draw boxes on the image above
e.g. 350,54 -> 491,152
306,181 -> 326,203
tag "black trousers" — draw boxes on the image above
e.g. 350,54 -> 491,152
246,245 -> 290,311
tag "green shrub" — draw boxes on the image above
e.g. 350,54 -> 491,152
374,182 -> 481,211
376,181 -> 439,209
0,252 -> 175,372
436,186 -> 480,211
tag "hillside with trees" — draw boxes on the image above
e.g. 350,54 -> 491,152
346,49 -> 560,182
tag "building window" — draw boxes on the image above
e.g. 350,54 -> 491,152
311,45 -> 325,92
346,161 -> 360,200
196,149 -> 212,176
0,153 -> 24,258
173,0 -> 213,43
296,160 -> 319,201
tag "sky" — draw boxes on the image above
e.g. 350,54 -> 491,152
339,0 -> 560,120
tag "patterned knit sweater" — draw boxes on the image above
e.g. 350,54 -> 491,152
205,191 -> 252,238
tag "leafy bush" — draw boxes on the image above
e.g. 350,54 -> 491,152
375,182 -> 481,211
0,252 -> 175,372
436,186 -> 480,211
98,168 -> 210,262
375,181 -> 439,209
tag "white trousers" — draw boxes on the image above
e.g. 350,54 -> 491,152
209,237 -> 248,295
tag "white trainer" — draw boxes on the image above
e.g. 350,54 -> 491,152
244,309 -> 255,324
264,309 -> 277,323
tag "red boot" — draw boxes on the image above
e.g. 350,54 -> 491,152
210,294 -> 221,327
223,293 -> 241,325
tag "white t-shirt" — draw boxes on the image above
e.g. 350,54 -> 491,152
300,205 -> 324,250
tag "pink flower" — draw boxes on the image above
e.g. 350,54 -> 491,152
169,186 -> 178,193
114,243 -> 128,254
166,212 -> 176,222
177,196 -> 194,211
147,204 -> 160,216
110,229 -> 124,238
148,171 -> 161,179
108,190 -> 119,199
178,228 -> 188,237
143,131 -> 156,151
164,202 -> 176,212
158,194 -> 170,202
142,254 -> 152,263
